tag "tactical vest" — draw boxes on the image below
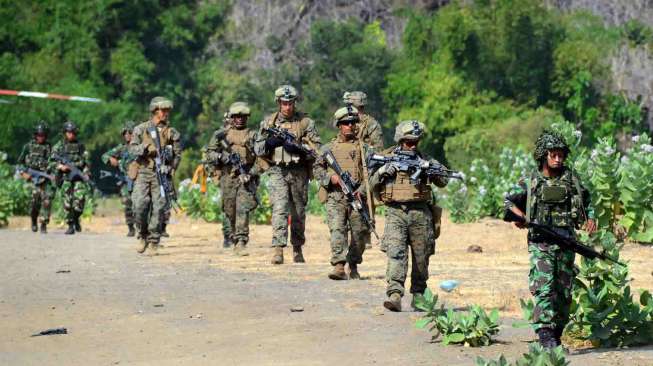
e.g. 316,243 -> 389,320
526,169 -> 585,228
62,141 -> 85,168
266,113 -> 309,165
328,139 -> 362,183
138,122 -> 173,168
225,128 -> 255,165
25,142 -> 51,170
378,149 -> 432,203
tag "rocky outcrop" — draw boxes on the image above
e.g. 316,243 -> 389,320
549,0 -> 653,26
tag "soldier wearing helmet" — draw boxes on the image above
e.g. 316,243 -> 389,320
50,121 -> 92,235
313,106 -> 371,280
203,101 -> 260,256
254,85 -> 321,265
504,129 -> 596,349
128,96 -> 182,253
101,121 -> 137,237
17,122 -> 54,233
369,120 -> 450,312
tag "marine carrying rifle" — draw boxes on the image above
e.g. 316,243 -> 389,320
262,127 -> 318,159
322,149 -> 379,239
147,126 -> 180,212
204,131 -> 258,196
51,153 -> 93,185
367,150 -> 463,184
504,209 -> 625,267
16,167 -> 55,185
99,170 -> 134,191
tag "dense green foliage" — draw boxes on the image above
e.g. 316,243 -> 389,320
476,344 -> 569,366
0,152 -> 31,227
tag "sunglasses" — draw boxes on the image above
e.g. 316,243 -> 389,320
338,120 -> 357,126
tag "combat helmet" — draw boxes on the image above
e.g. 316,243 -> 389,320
228,102 -> 251,117
332,105 -> 359,128
274,85 -> 298,102
63,121 -> 78,133
533,130 -> 569,163
121,121 -> 135,135
34,122 -> 48,136
149,96 -> 174,112
342,91 -> 367,108
394,120 -> 425,143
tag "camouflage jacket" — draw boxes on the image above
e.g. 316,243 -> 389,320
17,140 -> 51,172
101,143 -> 133,174
128,120 -> 182,171
49,139 -> 91,181
358,113 -> 384,150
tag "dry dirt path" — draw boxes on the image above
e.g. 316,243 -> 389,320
1,217 -> 652,366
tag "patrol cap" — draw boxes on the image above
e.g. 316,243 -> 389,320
149,96 -> 174,112
342,91 -> 367,107
274,85 -> 298,102
394,120 -> 425,143
332,105 -> 359,128
228,102 -> 251,117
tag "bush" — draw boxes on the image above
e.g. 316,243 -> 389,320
0,151 -> 32,227
414,289 -> 500,347
476,344 -> 569,366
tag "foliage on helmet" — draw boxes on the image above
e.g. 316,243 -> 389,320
62,121 -> 78,133
122,121 -> 135,135
274,85 -> 298,102
533,129 -> 570,162
149,96 -> 174,112
342,91 -> 367,107
332,105 -> 359,128
394,120 -> 425,143
228,102 -> 251,117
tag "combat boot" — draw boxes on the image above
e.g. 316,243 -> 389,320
136,239 -> 149,254
223,237 -> 233,249
149,242 -> 160,255
328,263 -> 347,280
411,293 -> 425,312
127,224 -> 135,237
536,328 -> 558,349
65,223 -> 75,235
271,247 -> 284,265
383,292 -> 402,312
348,263 -> 360,280
39,222 -> 47,234
74,216 -> 82,232
292,246 -> 305,263
160,223 -> 169,238
234,241 -> 249,257
31,215 -> 38,232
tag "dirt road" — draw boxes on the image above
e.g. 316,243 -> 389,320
1,216 -> 652,365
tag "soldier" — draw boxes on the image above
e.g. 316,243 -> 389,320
203,102 -> 259,256
343,91 -> 384,249
101,122 -> 136,237
254,85 -> 321,264
17,123 -> 54,233
314,106 -> 369,280
369,121 -> 449,312
129,97 -> 182,254
504,130 -> 596,348
50,122 -> 92,235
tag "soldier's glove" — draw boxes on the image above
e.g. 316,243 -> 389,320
265,135 -> 284,150
238,174 -> 251,185
378,163 -> 397,177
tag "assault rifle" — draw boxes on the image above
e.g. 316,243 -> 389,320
16,167 -> 55,185
323,149 -> 379,239
367,150 -> 463,184
99,170 -> 134,191
204,130 -> 258,196
504,209 -> 625,267
262,127 -> 317,159
52,153 -> 93,184
147,126 -> 180,212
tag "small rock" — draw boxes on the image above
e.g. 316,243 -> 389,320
153,304 -> 164,308
467,245 -> 483,253
290,306 -> 304,312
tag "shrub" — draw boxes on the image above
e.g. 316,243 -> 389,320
476,344 -> 569,366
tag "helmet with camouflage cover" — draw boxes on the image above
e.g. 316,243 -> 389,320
121,121 -> 135,135
63,121 -> 78,133
394,120 -> 425,143
533,130 -> 569,163
149,96 -> 174,113
342,91 -> 367,108
34,122 -> 48,136
332,105 -> 359,128
228,102 -> 251,117
274,85 -> 298,102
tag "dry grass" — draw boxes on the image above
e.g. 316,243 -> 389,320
10,211 -> 653,317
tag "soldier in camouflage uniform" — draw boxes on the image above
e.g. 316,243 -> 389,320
343,91 -> 383,249
17,123 -> 54,233
50,122 -> 92,235
203,102 -> 259,256
369,121 -> 449,312
504,130 -> 596,348
129,97 -> 182,253
101,122 -> 136,237
314,106 -> 370,280
254,85 -> 321,264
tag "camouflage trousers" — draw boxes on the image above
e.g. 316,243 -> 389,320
383,202 -> 435,297
120,184 -> 134,226
326,192 -> 367,265
268,164 -> 308,248
30,182 -> 54,224
528,241 -> 576,332
132,170 -> 166,244
61,180 -> 89,224
221,173 -> 258,245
